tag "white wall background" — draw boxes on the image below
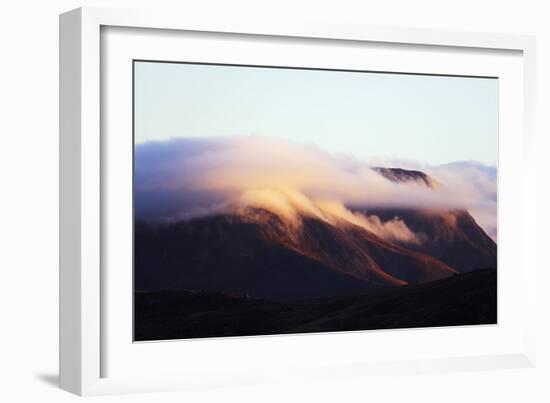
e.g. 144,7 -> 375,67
0,0 -> 547,401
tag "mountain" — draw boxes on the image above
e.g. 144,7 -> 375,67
135,206 -> 458,301
367,166 -> 497,272
135,167 -> 496,301
135,211 -> 373,301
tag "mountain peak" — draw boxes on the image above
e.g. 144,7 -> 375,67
372,167 -> 440,189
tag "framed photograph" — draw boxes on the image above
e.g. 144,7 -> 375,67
60,7 -> 537,396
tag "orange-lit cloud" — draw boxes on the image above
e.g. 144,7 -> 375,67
135,135 -> 497,240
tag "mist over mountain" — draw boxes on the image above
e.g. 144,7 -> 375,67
134,136 -> 497,241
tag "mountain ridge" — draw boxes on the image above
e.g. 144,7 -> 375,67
372,166 -> 441,188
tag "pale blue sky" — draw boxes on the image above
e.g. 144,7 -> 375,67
134,61 -> 497,166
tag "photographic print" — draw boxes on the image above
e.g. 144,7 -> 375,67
133,61 -> 497,341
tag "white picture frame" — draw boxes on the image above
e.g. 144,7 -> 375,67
59,6 -> 537,396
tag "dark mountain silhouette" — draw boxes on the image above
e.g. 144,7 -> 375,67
135,267 -> 497,341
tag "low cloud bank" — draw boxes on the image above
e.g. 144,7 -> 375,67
135,136 -> 497,241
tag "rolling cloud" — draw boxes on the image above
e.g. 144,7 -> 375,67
135,136 -> 497,241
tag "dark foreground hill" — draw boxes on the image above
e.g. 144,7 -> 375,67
135,267 -> 496,341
